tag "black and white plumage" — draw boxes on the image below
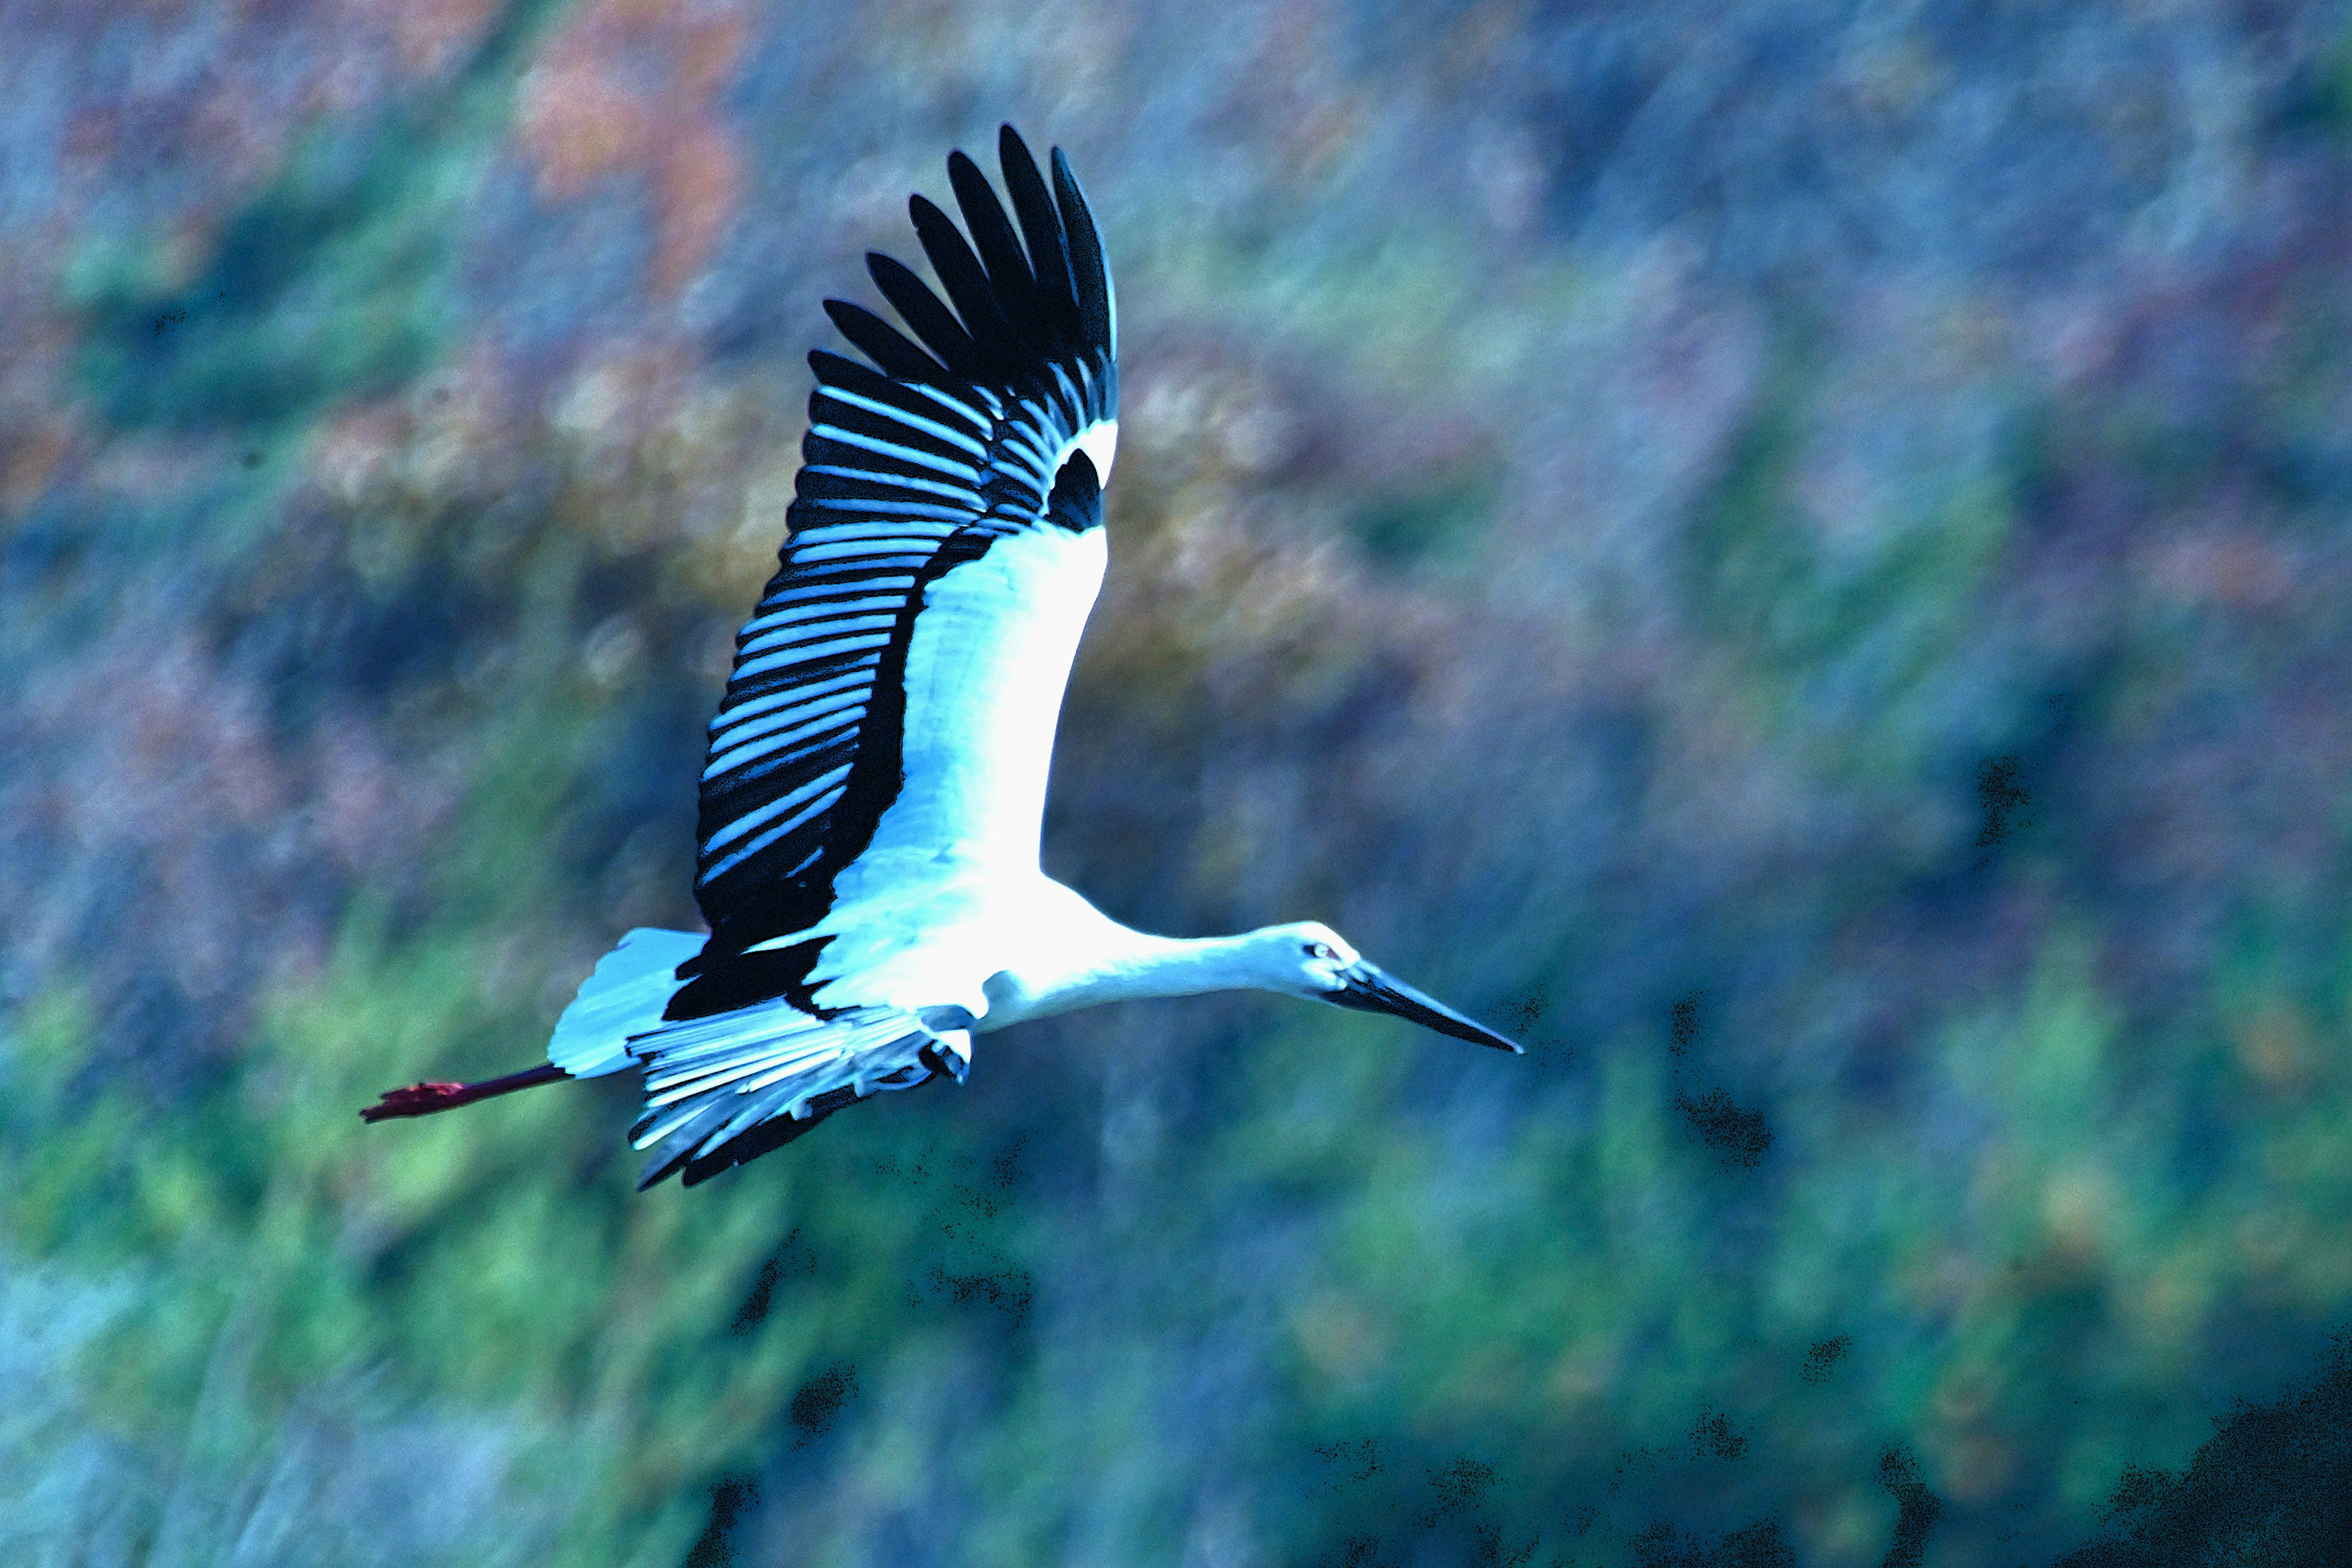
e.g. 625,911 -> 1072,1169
364,127 -> 1517,1186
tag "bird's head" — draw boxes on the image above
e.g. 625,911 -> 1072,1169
1248,922 -> 1521,1053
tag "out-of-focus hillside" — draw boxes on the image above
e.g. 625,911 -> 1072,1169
2,1 -> 2350,1564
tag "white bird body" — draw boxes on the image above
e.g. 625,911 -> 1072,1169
797,878 -> 1282,1033
363,128 -> 1515,1185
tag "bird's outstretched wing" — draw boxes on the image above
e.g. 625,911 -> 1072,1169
633,127 -> 1115,1183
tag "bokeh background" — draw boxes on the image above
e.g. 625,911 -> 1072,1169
4,1 -> 2351,1563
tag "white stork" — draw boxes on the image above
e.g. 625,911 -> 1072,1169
364,127 -> 1518,1187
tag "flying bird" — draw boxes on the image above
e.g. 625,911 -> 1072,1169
364,127 -> 1518,1186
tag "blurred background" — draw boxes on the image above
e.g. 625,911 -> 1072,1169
4,0 -> 2350,1562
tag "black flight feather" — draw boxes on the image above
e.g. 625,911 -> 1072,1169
949,149 -> 1043,334
865,253 -> 981,376
999,126 -> 1080,345
805,351 -> 983,442
908,195 -> 1019,371
821,298 -> 944,382
1053,148 -> 1113,356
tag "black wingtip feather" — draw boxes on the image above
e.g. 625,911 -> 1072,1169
1050,147 -> 1114,356
859,126 -> 1115,371
908,193 -> 1018,369
867,252 -> 982,376
949,148 -> 1044,332
822,298 -> 946,381
820,130 -> 1109,394
997,127 -> 1079,344
806,348 -> 896,404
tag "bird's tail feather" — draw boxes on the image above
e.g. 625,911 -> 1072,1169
546,927 -> 707,1079
627,1003 -> 968,1188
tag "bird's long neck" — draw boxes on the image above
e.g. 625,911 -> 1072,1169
979,922 -> 1268,1030
1083,930 -> 1265,1005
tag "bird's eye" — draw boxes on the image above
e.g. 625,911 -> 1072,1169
1305,941 -> 1336,960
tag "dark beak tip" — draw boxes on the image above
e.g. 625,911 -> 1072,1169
1337,965 -> 1525,1057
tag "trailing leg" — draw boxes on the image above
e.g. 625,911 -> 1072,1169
361,1062 -> 568,1121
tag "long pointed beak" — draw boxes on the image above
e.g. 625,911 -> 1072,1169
1327,963 -> 1521,1053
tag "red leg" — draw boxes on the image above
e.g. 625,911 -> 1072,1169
361,1062 -> 569,1121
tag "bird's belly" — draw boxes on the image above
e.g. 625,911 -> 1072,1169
969,881 -> 1151,1031
798,873 -> 1063,1022
803,874 -> 1122,1033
